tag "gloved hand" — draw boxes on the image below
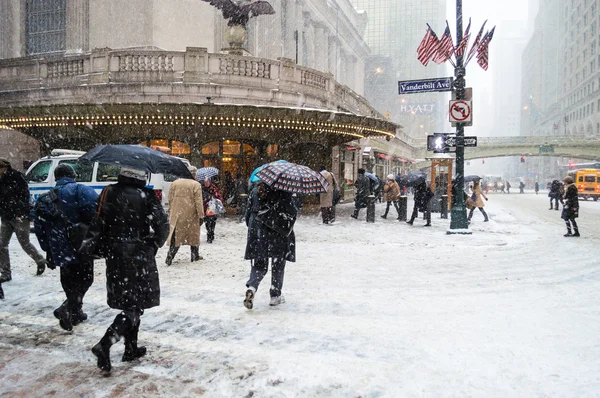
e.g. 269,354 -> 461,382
199,218 -> 204,227
46,261 -> 56,270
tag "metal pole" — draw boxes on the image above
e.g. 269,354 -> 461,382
449,0 -> 470,232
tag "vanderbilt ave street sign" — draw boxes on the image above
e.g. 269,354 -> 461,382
398,77 -> 453,94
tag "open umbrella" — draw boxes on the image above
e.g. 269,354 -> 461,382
80,145 -> 192,178
399,170 -> 427,187
255,162 -> 329,194
249,160 -> 288,183
196,167 -> 219,181
364,172 -> 379,183
464,175 -> 481,182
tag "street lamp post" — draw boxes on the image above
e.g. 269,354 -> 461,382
449,0 -> 469,231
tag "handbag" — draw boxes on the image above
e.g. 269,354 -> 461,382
470,192 -> 477,202
214,198 -> 226,215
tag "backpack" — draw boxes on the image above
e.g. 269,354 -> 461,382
35,187 -> 87,253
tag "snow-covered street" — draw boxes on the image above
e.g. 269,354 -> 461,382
1,194 -> 599,397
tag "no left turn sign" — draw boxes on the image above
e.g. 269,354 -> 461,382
449,100 -> 472,123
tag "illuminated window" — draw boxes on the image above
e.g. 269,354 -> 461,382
201,142 -> 220,155
223,140 -> 241,155
266,144 -> 279,157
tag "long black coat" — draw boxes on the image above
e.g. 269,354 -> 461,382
413,181 -> 433,212
244,184 -> 296,262
561,184 -> 579,220
0,167 -> 30,221
354,174 -> 371,207
82,176 -> 169,310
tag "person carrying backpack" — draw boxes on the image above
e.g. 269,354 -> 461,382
34,164 -> 98,331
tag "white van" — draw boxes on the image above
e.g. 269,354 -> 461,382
25,149 -> 191,209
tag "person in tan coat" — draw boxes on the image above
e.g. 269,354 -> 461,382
468,179 -> 489,222
381,174 -> 401,220
165,167 -> 205,265
319,166 -> 336,224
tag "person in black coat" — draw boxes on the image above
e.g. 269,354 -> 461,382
33,164 -> 98,331
561,176 -> 580,237
406,180 -> 433,226
548,179 -> 563,210
0,157 -> 47,282
243,183 -> 296,309
82,167 -> 169,373
351,168 -> 371,219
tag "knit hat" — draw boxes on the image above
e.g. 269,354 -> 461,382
387,174 -> 394,180
0,157 -> 10,168
563,176 -> 574,184
120,167 -> 147,181
54,164 -> 76,180
188,166 -> 198,176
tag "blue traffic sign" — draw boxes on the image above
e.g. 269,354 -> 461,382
398,77 -> 453,94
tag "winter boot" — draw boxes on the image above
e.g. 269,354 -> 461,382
55,304 -> 73,332
92,326 -> 120,372
564,229 -> 572,237
269,296 -> 285,306
243,287 -> 255,309
165,245 -> 178,266
190,247 -> 203,262
122,321 -> 146,362
573,227 -> 580,237
380,214 -> 387,219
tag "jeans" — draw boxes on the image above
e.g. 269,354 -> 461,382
408,204 -> 431,225
247,257 -> 286,298
382,200 -> 400,218
0,218 -> 45,278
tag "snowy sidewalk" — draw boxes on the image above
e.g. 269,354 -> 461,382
1,199 -> 599,397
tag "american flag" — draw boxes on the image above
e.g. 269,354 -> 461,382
476,26 -> 495,70
465,20 -> 487,64
455,18 -> 471,57
417,24 -> 439,66
433,22 -> 454,64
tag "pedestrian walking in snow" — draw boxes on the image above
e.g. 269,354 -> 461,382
351,168 -> 370,219
234,173 -> 249,222
406,180 -> 433,227
548,179 -> 562,210
506,180 -> 511,194
33,164 -> 98,331
519,181 -> 525,194
467,180 -> 489,222
202,177 -> 223,244
319,166 -> 336,224
534,181 -> 539,195
243,182 -> 297,309
380,174 -> 401,220
83,167 -> 169,373
561,176 -> 580,237
165,167 -> 205,265
0,157 -> 47,282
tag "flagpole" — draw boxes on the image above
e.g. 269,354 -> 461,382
449,0 -> 470,232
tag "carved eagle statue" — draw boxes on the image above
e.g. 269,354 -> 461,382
202,0 -> 275,27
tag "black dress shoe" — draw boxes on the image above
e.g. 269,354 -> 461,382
0,274 -> 11,283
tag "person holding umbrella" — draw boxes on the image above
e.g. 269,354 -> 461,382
406,179 -> 433,227
468,179 -> 489,222
83,167 -> 169,373
243,161 -> 326,309
351,168 -> 371,219
202,177 -> 223,244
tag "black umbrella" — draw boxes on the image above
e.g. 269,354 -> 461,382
80,145 -> 192,178
399,170 -> 427,187
464,175 -> 481,182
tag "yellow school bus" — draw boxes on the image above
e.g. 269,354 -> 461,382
567,169 -> 600,201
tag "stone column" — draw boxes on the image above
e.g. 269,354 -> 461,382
66,0 -> 89,51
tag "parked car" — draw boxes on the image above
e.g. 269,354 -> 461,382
25,149 -> 191,209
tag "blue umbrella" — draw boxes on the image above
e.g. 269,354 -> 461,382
364,172 -> 379,182
249,160 -> 288,183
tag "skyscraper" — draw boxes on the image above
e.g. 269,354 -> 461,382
352,0 -> 449,140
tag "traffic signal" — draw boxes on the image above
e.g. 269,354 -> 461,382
568,161 -> 574,169
427,133 -> 448,153
520,156 -> 526,163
